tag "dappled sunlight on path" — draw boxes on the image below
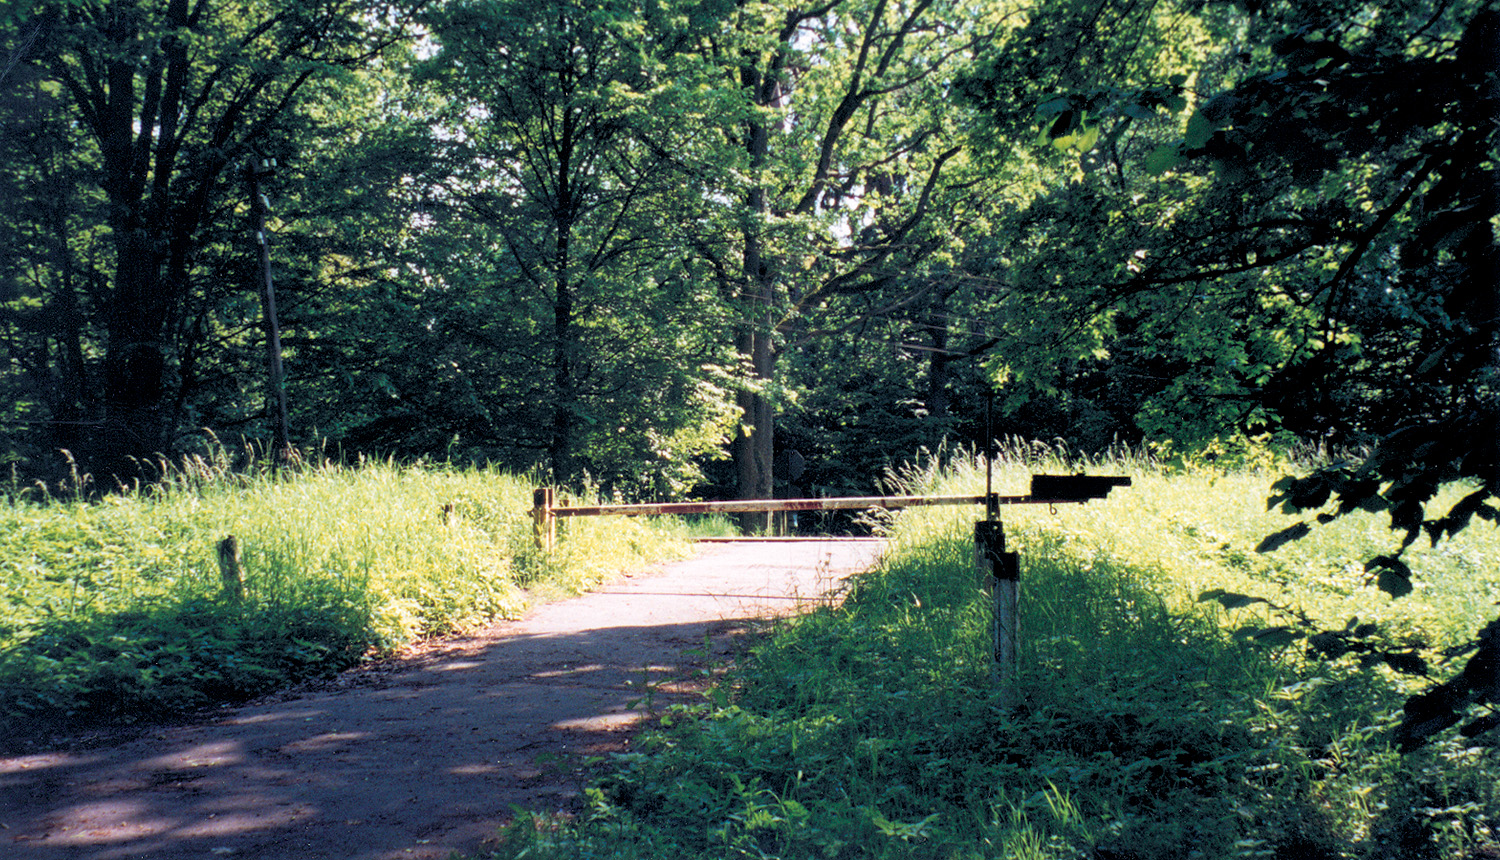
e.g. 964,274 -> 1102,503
0,540 -> 883,860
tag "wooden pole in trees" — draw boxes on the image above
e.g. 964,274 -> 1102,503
246,157 -> 292,466
985,389 -> 999,519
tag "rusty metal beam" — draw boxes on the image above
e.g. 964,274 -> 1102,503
529,481 -> 1128,549
545,494 -> 1085,518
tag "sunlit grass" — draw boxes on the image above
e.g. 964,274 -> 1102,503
0,452 -> 693,741
896,444 -> 1500,672
482,443 -> 1500,860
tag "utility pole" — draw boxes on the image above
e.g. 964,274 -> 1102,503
246,156 -> 292,465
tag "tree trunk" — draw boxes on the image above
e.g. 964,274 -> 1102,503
46,277 -> 92,457
549,110 -> 578,483
81,6 -> 182,481
551,274 -> 576,483
732,326 -> 775,532
98,226 -> 172,482
732,81 -> 776,532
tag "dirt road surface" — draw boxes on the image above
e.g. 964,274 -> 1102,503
0,539 -> 884,860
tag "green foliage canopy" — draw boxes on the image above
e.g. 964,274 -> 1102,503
965,0 -> 1498,749
0,0 -> 426,480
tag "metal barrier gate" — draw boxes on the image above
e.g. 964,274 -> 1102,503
531,474 -> 1129,551
530,474 -> 1130,688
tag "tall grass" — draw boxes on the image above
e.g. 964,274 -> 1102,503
487,444 -> 1500,859
0,451 -> 693,745
893,442 -> 1500,662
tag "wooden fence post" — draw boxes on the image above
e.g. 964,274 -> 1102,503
533,488 -> 555,552
975,520 -> 1019,691
217,535 -> 245,603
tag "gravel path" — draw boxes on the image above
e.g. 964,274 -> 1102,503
0,539 -> 884,860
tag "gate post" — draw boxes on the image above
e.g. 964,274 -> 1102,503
533,488 -> 555,552
975,520 -> 1019,691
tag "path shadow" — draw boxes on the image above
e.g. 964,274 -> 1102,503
0,539 -> 885,860
0,617 -> 752,860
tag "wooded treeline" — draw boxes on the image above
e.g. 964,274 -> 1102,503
1,0 -> 1493,504
1,0 -> 1496,747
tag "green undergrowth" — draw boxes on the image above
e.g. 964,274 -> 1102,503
0,453 -> 692,745
486,447 -> 1500,859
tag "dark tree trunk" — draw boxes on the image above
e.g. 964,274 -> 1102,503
732,325 -> 775,532
39,0 -> 357,481
97,218 -> 172,481
550,273 -> 576,483
734,197 -> 776,529
549,108 -> 579,483
732,63 -> 777,533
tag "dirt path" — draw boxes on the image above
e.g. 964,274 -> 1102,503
0,539 -> 884,860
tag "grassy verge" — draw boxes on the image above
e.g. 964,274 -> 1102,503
485,447 -> 1500,859
0,454 -> 693,745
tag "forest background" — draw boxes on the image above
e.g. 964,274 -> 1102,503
0,0 -> 1496,746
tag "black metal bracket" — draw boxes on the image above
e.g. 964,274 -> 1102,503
974,520 -> 1019,581
1029,474 -> 1132,502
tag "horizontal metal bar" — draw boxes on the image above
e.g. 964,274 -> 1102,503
693,536 -> 885,543
547,494 -> 1085,518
